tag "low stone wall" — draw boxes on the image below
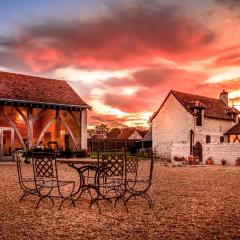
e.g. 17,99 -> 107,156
171,143 -> 240,165
203,144 -> 240,165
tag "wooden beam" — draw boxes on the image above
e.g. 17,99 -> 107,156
58,115 -> 78,149
33,109 -> 47,123
14,107 -> 27,123
67,110 -> 80,127
27,108 -> 33,150
0,112 -> 26,151
36,117 -> 55,146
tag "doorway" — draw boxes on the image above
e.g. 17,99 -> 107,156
0,127 -> 14,161
193,141 -> 202,162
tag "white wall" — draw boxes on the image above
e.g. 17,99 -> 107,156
203,144 -> 240,165
152,93 -> 193,159
194,117 -> 235,144
171,143 -> 240,165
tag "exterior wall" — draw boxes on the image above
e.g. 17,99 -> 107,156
128,131 -> 143,140
152,93 -> 193,159
194,117 -> 235,144
152,93 -> 236,160
171,144 -> 190,161
171,143 -> 240,165
203,144 -> 240,165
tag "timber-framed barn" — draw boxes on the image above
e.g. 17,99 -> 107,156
0,71 -> 91,160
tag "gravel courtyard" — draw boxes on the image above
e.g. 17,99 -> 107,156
0,162 -> 239,240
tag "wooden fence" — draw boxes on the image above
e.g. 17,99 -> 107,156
87,139 -> 140,152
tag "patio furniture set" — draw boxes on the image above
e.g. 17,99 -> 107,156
16,151 -> 154,213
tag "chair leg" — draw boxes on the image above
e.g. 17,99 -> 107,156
114,196 -> 128,212
126,191 -> 153,208
36,196 -> 54,209
58,197 -> 76,210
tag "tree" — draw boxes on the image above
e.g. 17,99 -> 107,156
87,129 -> 96,137
95,124 -> 110,134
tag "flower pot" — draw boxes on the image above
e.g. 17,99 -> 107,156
206,159 -> 213,165
236,159 -> 240,166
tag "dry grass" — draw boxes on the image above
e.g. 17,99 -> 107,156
0,162 -> 240,240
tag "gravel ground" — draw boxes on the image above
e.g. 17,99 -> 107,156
0,162 -> 240,240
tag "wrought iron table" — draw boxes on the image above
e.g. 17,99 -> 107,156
57,158 -> 100,202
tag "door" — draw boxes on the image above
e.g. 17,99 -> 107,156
193,141 -> 202,162
0,128 -> 14,161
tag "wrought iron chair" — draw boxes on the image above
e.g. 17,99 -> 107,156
16,152 -> 40,202
125,153 -> 154,207
32,152 -> 75,209
88,153 -> 127,213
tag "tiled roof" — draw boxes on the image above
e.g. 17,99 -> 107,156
151,90 -> 239,121
224,123 -> 240,135
0,71 -> 90,108
118,128 -> 136,140
143,128 -> 152,142
137,129 -> 148,138
106,128 -> 121,139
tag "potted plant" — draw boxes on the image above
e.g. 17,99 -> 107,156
206,157 -> 213,165
221,159 -> 226,166
236,157 -> 240,166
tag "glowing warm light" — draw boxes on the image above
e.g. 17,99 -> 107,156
54,67 -> 130,84
121,87 -> 139,96
205,68 -> 240,83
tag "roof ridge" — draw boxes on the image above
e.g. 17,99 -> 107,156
170,89 -> 222,102
0,70 -> 67,83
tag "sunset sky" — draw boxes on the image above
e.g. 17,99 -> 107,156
0,0 -> 240,128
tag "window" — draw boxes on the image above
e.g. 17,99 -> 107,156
195,109 -> 202,126
220,136 -> 224,143
206,135 -> 211,144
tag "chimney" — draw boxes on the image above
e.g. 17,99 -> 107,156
220,90 -> 228,105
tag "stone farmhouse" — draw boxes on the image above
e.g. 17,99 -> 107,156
151,90 -> 240,164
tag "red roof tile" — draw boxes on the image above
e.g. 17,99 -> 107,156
118,128 -> 140,140
151,90 -> 239,121
0,71 -> 90,108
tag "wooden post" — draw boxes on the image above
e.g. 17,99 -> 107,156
79,110 -> 82,150
27,107 -> 33,150
79,109 -> 87,150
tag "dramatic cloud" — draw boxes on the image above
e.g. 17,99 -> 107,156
1,0 -> 240,127
215,0 -> 240,9
0,2 -> 215,72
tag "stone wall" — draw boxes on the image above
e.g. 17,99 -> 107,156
152,93 -> 193,159
203,144 -> 240,165
171,143 -> 240,165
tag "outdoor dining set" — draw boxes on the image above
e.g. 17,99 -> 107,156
16,151 -> 154,213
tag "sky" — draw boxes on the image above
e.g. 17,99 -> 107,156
0,0 -> 240,128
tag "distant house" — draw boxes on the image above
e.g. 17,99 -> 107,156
92,133 -> 106,140
0,71 -> 91,160
118,128 -> 143,140
151,90 -> 239,162
106,128 -> 121,139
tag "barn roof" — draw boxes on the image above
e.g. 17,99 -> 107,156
151,90 -> 239,121
0,71 -> 90,110
224,123 -> 240,135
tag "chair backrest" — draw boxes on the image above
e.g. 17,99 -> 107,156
98,153 -> 125,178
32,152 -> 57,181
